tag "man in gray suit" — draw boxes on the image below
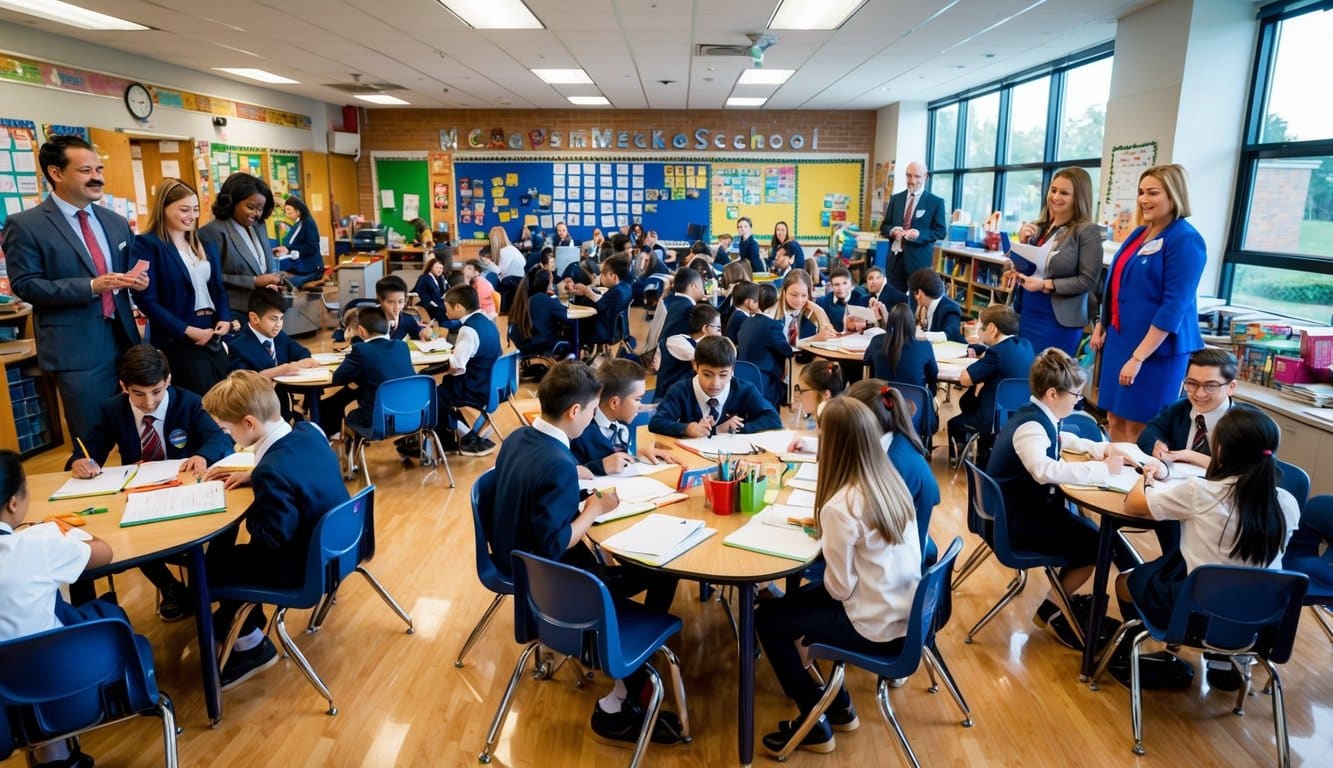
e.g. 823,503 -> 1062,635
7,135 -> 148,441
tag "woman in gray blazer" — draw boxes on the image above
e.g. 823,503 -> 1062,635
198,172 -> 284,317
1003,166 -> 1104,356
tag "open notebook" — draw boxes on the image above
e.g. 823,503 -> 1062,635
598,513 -> 715,567
723,519 -> 820,562
49,465 -> 138,501
120,481 -> 228,527
583,476 -> 689,524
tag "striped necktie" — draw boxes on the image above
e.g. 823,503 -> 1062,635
140,415 -> 165,461
1191,414 -> 1209,453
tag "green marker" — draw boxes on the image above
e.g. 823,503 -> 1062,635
77,506 -> 109,516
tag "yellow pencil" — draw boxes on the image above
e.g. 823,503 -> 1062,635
75,437 -> 91,460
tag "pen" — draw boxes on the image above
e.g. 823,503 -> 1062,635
77,506 -> 108,516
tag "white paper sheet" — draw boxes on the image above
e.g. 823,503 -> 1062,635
1009,238 -> 1055,278
48,465 -> 137,500
124,460 -> 184,489
120,482 -> 228,527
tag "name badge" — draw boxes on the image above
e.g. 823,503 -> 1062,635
1139,239 -> 1163,255
168,428 -> 188,450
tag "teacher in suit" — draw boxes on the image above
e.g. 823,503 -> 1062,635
1003,167 -> 1105,356
6,135 -> 148,441
274,195 -> 325,288
879,161 -> 947,292
198,172 -> 284,317
1091,164 -> 1206,443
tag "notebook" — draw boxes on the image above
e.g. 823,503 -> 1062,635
49,465 -> 137,500
723,519 -> 821,562
785,489 -> 817,509
583,476 -> 689,524
746,430 -> 801,456
119,481 -> 228,527
410,350 -> 451,366
676,433 -> 762,457
208,452 -> 256,472
275,368 -> 332,384
599,513 -> 715,566
414,338 -> 454,353
786,463 -> 818,492
123,460 -> 184,490
755,503 -> 816,531
312,352 -> 346,365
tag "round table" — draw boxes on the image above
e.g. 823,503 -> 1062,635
274,349 -> 452,422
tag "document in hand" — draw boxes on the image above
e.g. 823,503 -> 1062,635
599,513 -> 715,566
120,481 -> 228,527
723,519 -> 820,562
49,465 -> 137,500
1008,238 -> 1054,278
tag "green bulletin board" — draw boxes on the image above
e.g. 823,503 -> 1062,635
0,119 -> 40,226
268,152 -> 303,233
373,157 -> 430,241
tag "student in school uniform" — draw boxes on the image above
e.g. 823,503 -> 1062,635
847,379 -> 940,546
229,290 -> 321,420
567,255 -> 633,347
864,302 -> 939,393
649,336 -> 783,437
375,275 -> 433,342
770,221 -> 807,273
435,284 -> 503,457
69,344 -> 232,622
755,398 -> 922,756
570,359 -> 676,476
738,283 -> 795,408
724,281 -> 759,345
792,360 -> 847,423
1,450 -> 118,768
713,233 -> 734,268
487,360 -> 686,746
850,266 -> 909,311
735,217 -> 765,273
987,348 -> 1141,650
201,371 -> 350,690
412,257 -> 451,326
645,267 -> 705,357
463,259 -> 499,319
655,304 -> 722,405
769,245 -> 796,280
1137,348 -> 1255,470
1109,408 -> 1299,689
508,268 -> 569,356
318,306 -> 415,438
907,268 -> 965,343
947,304 -> 1035,464
770,270 -> 837,359
817,268 -> 863,333
630,240 -> 672,308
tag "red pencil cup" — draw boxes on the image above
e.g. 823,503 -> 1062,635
704,477 -> 739,515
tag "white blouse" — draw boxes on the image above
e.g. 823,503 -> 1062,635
819,485 -> 921,642
177,245 -> 215,312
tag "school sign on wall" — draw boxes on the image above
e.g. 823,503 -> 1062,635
442,126 -> 823,153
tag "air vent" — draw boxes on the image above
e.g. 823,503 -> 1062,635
321,81 -> 406,94
695,44 -> 751,57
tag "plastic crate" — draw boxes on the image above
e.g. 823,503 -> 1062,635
5,367 -> 18,383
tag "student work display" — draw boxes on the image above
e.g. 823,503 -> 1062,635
709,159 -> 865,242
0,118 -> 41,225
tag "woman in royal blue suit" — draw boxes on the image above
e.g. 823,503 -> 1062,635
275,195 -> 325,287
1092,164 -> 1205,442
132,179 -> 233,395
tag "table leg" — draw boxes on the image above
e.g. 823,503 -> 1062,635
737,583 -> 755,766
189,544 -> 222,726
1081,518 -> 1118,682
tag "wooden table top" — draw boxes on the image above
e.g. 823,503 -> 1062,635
28,470 -> 252,570
562,302 -> 598,319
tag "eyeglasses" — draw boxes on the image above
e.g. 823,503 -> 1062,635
706,324 -> 722,331
1065,390 -> 1084,402
792,384 -> 805,395
1182,380 -> 1227,394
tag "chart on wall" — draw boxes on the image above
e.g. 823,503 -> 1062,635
708,159 -> 864,242
267,152 -> 304,233
0,119 -> 41,226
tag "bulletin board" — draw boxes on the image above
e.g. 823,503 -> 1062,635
207,143 -> 269,196
373,156 -> 430,241
708,158 -> 864,242
794,160 -> 865,239
0,118 -> 40,225
267,151 -> 304,233
452,157 -> 709,243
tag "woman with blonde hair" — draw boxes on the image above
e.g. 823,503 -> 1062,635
755,397 -> 922,756
132,178 -> 232,394
483,225 -> 527,310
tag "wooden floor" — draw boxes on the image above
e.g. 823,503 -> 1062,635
10,313 -> 1331,768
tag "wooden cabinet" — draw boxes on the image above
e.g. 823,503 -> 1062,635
935,246 -> 1011,317
1233,382 -> 1333,497
0,306 -> 64,457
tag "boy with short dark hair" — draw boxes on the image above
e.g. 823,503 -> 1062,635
230,289 -> 319,378
852,266 -> 909,310
571,359 -> 675,476
319,306 -> 415,437
724,281 -> 760,345
655,303 -> 722,403
202,370 -> 350,689
376,275 -> 432,342
645,267 -> 705,356
770,245 -> 794,279
70,344 -> 232,621
908,267 -> 965,343
737,284 -> 795,409
947,304 -> 1035,463
650,336 -> 783,437
567,254 -> 632,346
817,268 -> 861,332
435,284 -> 502,456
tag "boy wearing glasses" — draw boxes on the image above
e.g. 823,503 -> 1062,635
1138,349 -> 1251,469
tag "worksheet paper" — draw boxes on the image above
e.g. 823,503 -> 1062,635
123,460 -> 184,489
120,481 -> 227,527
49,465 -> 137,500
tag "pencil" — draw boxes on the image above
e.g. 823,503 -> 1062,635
76,437 -> 91,460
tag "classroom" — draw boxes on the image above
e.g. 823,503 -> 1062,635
0,1 -> 1330,767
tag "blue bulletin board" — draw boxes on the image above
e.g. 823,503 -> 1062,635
453,156 -> 710,243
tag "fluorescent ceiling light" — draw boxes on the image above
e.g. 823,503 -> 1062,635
355,94 -> 411,105
213,68 -> 300,84
437,0 -> 543,29
0,0 -> 148,30
568,96 -> 610,106
532,68 -> 593,85
726,97 -> 767,107
738,69 -> 794,86
768,0 -> 867,30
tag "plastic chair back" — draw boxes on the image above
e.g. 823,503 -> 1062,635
290,489 -> 370,608
992,377 -> 1031,432
511,551 -> 629,678
1154,566 -> 1308,664
471,470 -> 511,596
335,486 -> 376,582
1284,494 -> 1333,599
887,381 -> 932,448
964,460 -> 1059,570
488,351 -> 521,412
1061,411 -> 1104,441
733,360 -> 765,392
1275,459 -> 1310,513
367,375 -> 437,441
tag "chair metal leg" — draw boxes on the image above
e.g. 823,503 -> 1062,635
923,646 -> 973,727
1260,658 -> 1292,768
480,641 -> 540,764
876,675 -> 922,768
273,608 -> 337,715
965,568 -> 1027,643
657,646 -> 692,741
354,566 -> 414,633
1129,632 -> 1149,755
426,430 -> 455,487
358,441 -> 371,488
1311,605 -> 1333,643
1044,567 -> 1086,647
952,544 -> 992,590
1090,619 -> 1142,691
455,594 -> 507,668
158,692 -> 179,768
773,662 -> 845,762
305,591 -> 338,634
216,602 -> 260,672
627,665 -> 665,768
1229,654 -> 1254,715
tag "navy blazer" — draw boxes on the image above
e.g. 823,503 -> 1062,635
246,421 -> 349,561
1136,398 -> 1257,455
489,426 -> 582,577
331,337 -> 415,414
657,295 -> 695,351
281,217 -> 323,277
571,418 -> 631,476
1099,218 -> 1206,357
887,433 -> 940,540
879,189 -> 947,278
131,232 -> 231,344
648,377 -> 782,437
724,308 -> 751,345
6,196 -> 138,371
864,335 -> 938,391
71,386 -> 232,468
388,310 -> 426,342
851,283 -> 911,311
412,272 -> 448,324
768,240 -> 806,272
576,281 -> 631,345
736,236 -> 764,273
926,297 -> 965,344
737,313 -> 793,406
229,327 -> 312,372
512,292 -> 569,355
816,294 -> 853,332
964,336 -> 1035,432
655,336 -> 698,404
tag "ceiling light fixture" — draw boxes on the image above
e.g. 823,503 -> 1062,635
355,94 -> 411,105
0,0 -> 148,30
213,68 -> 300,84
437,0 -> 543,29
568,95 -> 610,106
532,68 -> 593,84
738,69 -> 794,85
726,96 -> 767,107
768,0 -> 866,31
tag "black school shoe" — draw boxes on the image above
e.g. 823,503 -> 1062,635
220,637 -> 279,691
779,704 -> 859,733
590,702 -> 688,746
1032,597 -> 1120,652
1204,653 -> 1245,691
458,432 -> 497,457
156,581 -> 194,622
1107,649 -> 1195,690
762,716 -> 836,756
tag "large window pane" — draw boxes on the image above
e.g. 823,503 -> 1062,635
960,172 -> 995,227
1231,263 -> 1333,322
1242,155 -> 1333,256
1001,170 -> 1044,233
931,173 -> 955,215
1007,77 -> 1049,164
964,92 -> 1000,168
1058,57 -> 1112,160
932,104 -> 959,170
1261,9 -> 1333,142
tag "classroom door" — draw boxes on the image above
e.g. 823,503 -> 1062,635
129,137 -> 194,232
301,150 -> 332,262
374,158 -> 429,241
87,128 -> 134,228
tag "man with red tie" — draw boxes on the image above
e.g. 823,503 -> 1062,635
7,135 -> 146,440
878,160 -> 948,292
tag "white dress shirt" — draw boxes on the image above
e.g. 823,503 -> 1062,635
0,521 -> 92,639
130,391 -> 171,451
692,377 -> 730,417
1010,397 -> 1116,487
177,244 -> 215,312
252,419 -> 293,463
532,416 -> 571,448
1145,477 -> 1299,572
449,311 -> 485,375
819,485 -> 922,642
1187,398 -> 1234,450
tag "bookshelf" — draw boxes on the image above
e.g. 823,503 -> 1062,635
0,305 -> 64,457
935,245 -> 1011,317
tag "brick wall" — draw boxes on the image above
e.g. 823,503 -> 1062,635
1246,159 -> 1319,252
356,109 -> 878,225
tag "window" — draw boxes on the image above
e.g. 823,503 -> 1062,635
932,104 -> 959,170
930,173 -> 955,216
960,173 -> 995,230
1007,77 -> 1049,164
964,91 -> 1000,168
1000,169 -> 1044,232
1058,58 -> 1112,161
1223,4 -> 1333,322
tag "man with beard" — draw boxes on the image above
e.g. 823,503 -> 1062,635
7,135 -> 146,440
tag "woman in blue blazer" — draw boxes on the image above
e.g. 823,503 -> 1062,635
132,179 -> 232,395
413,257 -> 450,325
275,195 -> 325,287
508,268 -> 569,356
1092,164 -> 1206,441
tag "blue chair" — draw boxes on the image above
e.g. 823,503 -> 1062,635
215,486 -> 398,716
628,408 -> 652,454
344,374 -> 454,488
952,376 -> 1030,475
1061,410 -> 1105,441
1282,494 -> 1333,644
0,618 -> 178,767
733,360 -> 765,392
454,470 -> 510,667
479,551 -> 691,767
1275,459 -> 1309,513
1091,566 -> 1309,764
887,380 -> 935,453
770,538 -> 971,766
470,350 -> 520,441
961,461 -> 1085,646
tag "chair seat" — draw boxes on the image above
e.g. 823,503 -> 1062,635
806,642 -> 913,680
212,581 -> 322,612
1002,546 -> 1072,571
605,602 -> 683,680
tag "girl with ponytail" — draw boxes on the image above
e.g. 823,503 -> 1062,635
846,379 -> 939,549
